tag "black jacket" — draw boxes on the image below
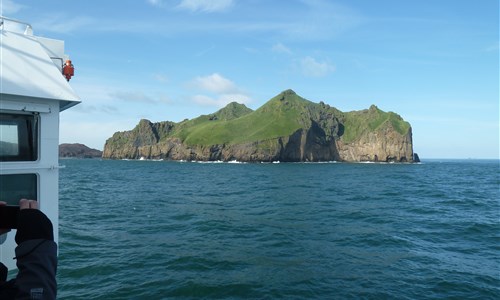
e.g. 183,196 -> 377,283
0,210 -> 57,299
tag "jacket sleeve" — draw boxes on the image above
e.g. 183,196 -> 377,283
14,239 -> 57,300
13,209 -> 57,300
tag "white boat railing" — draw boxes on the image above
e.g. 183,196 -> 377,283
0,15 -> 33,35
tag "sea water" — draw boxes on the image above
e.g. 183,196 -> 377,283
56,159 -> 499,299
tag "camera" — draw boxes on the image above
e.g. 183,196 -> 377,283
0,206 -> 20,229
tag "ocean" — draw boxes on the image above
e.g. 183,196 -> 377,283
57,159 -> 499,299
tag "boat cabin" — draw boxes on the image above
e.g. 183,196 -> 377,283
0,16 -> 80,270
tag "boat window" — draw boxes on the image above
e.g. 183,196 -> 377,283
0,113 -> 38,161
0,174 -> 38,205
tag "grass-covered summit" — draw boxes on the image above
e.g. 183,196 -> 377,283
177,89 -> 330,145
103,89 -> 415,162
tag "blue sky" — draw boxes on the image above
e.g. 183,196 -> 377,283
2,0 -> 498,158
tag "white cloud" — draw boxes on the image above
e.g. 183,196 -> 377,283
272,43 -> 292,55
188,73 -> 251,108
177,0 -> 233,13
190,73 -> 239,94
300,56 -> 335,77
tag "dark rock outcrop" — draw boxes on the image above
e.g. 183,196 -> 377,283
59,143 -> 102,158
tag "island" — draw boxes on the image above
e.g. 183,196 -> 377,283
59,143 -> 102,158
103,90 -> 418,163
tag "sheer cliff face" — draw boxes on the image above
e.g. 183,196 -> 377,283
336,125 -> 413,162
102,90 -> 415,162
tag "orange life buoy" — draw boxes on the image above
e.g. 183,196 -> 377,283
62,60 -> 74,81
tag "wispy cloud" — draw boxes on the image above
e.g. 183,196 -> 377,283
177,0 -> 234,13
147,0 -> 164,7
300,56 -> 335,77
71,103 -> 119,115
33,15 -> 95,34
153,73 -> 169,83
157,94 -> 172,104
0,0 -> 24,15
195,44 -> 216,57
109,91 -> 157,104
10,0 -> 360,40
281,0 -> 363,41
259,1 -> 362,40
0,0 -> 27,32
485,41 -> 499,52
272,43 -> 292,55
109,90 -> 172,104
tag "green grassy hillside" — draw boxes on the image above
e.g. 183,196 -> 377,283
165,90 -> 410,146
174,90 -> 316,146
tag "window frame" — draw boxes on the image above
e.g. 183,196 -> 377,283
0,112 -> 39,162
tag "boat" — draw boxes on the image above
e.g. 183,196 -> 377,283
0,16 -> 81,270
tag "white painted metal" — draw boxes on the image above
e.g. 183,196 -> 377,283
0,21 -> 80,110
0,16 -> 81,271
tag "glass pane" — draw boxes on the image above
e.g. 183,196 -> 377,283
0,124 -> 19,155
0,113 -> 38,161
0,174 -> 38,206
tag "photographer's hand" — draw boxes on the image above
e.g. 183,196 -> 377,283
0,201 -> 11,235
19,199 -> 38,210
15,199 -> 53,245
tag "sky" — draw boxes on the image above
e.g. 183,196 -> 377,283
1,0 -> 498,159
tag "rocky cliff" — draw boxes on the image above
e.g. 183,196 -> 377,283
103,90 -> 416,162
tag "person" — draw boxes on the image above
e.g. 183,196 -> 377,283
0,199 -> 57,299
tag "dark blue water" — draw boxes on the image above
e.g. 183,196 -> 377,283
57,159 -> 499,299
